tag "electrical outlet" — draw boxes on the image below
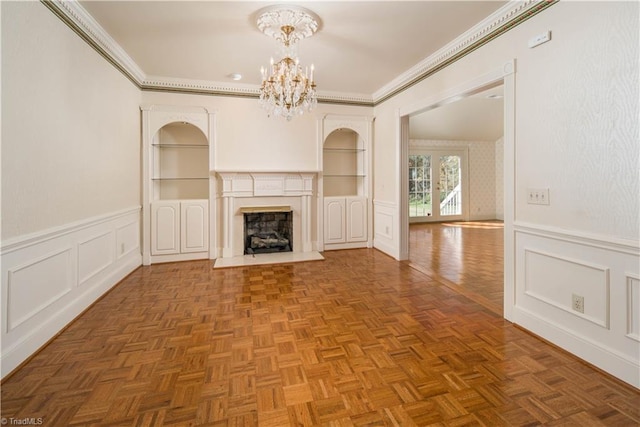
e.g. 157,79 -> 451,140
120,243 -> 125,254
527,188 -> 550,205
572,294 -> 584,314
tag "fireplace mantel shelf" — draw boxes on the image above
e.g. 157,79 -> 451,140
239,206 -> 292,213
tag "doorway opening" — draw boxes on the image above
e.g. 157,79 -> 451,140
398,61 -> 516,319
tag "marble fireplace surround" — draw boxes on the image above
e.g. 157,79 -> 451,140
214,172 -> 323,268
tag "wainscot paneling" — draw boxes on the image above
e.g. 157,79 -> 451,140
373,200 -> 398,258
513,222 -> 640,388
7,248 -> 73,332
78,231 -> 114,286
1,207 -> 142,378
627,275 -> 640,342
524,249 -> 610,328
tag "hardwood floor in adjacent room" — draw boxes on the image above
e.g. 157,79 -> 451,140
2,227 -> 639,425
408,221 -> 504,316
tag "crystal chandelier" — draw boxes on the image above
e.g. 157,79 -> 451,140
256,6 -> 320,121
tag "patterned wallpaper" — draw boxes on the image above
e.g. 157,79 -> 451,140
410,139 -> 503,220
515,1 -> 638,240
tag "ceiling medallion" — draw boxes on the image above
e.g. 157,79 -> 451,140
256,5 -> 321,121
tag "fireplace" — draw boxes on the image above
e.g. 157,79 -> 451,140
242,207 -> 292,255
216,172 -> 316,260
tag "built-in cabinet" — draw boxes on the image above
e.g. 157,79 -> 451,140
151,200 -> 209,255
320,115 -> 373,251
141,105 -> 215,265
324,197 -> 367,244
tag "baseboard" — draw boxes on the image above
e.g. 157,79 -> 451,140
514,306 -> 640,389
1,208 -> 142,378
150,252 -> 209,264
373,237 -> 399,260
323,241 -> 368,251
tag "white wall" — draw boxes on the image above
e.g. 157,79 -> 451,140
1,2 -> 141,239
1,2 -> 142,377
373,2 -> 639,387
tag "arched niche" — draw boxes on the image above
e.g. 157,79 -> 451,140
152,121 -> 209,200
322,127 -> 365,197
145,105 -> 211,144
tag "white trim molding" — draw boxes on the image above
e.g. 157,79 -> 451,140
1,207 -> 142,378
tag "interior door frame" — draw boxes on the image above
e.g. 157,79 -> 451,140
408,147 -> 469,223
397,60 -> 516,321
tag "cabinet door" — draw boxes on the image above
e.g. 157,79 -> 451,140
324,198 -> 346,244
346,197 -> 367,242
181,200 -> 209,253
151,201 -> 180,255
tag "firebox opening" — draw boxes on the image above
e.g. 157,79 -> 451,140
243,209 -> 293,255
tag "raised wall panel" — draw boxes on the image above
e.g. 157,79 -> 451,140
524,249 -> 610,328
6,248 -> 73,331
627,276 -> 640,341
373,200 -> 397,258
78,231 -> 114,286
116,221 -> 140,259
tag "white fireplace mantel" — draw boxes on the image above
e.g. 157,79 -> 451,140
218,172 -> 315,198
217,172 -> 317,259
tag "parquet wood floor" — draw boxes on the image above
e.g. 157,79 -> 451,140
2,228 -> 639,425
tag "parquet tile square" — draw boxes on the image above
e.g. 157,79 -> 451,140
2,223 -> 639,426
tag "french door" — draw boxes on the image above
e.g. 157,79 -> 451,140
409,150 -> 467,222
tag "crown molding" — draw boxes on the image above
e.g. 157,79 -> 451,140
141,76 -> 260,98
141,76 -> 374,106
43,0 -> 556,106
315,90 -> 373,106
371,0 -> 558,104
41,0 -> 146,86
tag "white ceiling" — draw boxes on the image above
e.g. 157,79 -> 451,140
78,1 -> 507,140
409,85 -> 504,141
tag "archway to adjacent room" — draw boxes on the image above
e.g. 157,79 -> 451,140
397,60 -> 516,320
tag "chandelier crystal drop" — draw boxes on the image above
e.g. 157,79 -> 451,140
256,6 -> 320,121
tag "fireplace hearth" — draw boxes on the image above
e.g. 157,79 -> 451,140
243,209 -> 292,255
